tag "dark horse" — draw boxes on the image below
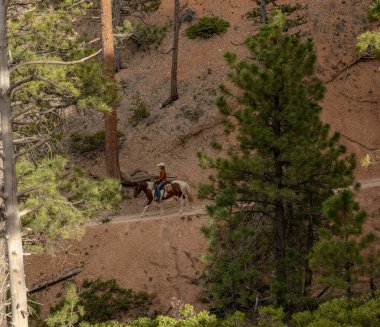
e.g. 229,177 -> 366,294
133,180 -> 194,217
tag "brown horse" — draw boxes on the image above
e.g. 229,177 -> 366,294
133,180 -> 194,217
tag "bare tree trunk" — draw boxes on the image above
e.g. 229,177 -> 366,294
0,216 -> 8,327
170,0 -> 180,101
112,0 -> 122,71
162,0 -> 179,108
259,0 -> 267,24
0,3 -> 28,326
0,130 -> 8,327
101,0 -> 121,179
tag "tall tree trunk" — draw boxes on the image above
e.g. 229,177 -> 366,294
370,271 -> 376,298
0,3 -> 29,326
259,0 -> 267,24
101,0 -> 121,178
0,220 -> 8,327
162,0 -> 179,108
272,96 -> 286,305
304,214 -> 314,294
0,139 -> 7,327
112,0 -> 122,72
170,0 -> 179,101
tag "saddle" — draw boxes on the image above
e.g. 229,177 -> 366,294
164,183 -> 173,192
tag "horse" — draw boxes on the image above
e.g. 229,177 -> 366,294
133,180 -> 194,217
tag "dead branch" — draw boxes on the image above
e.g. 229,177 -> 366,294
17,185 -> 41,198
340,133 -> 379,151
337,90 -> 378,104
10,49 -> 102,73
29,267 -> 81,293
316,286 -> 331,298
160,47 -> 173,55
13,137 -> 40,145
15,138 -> 50,159
163,120 -> 222,154
230,40 -> 245,46
19,204 -> 43,218
324,55 -> 375,84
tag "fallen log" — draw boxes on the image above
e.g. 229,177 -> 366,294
29,267 -> 81,293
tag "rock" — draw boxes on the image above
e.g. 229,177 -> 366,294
180,8 -> 197,23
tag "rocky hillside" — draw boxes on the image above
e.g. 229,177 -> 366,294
27,0 -> 380,318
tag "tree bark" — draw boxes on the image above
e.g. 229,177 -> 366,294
101,0 -> 121,178
0,3 -> 29,326
162,0 -> 179,108
0,225 -> 8,327
273,96 -> 286,305
370,272 -> 376,298
304,213 -> 314,295
170,0 -> 180,101
112,0 -> 122,72
259,0 -> 267,24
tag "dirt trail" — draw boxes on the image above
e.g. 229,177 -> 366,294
360,177 -> 380,189
91,206 -> 207,225
94,177 -> 380,225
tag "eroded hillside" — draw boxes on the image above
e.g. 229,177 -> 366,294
27,0 -> 380,318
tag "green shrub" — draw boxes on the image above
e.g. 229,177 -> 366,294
258,306 -> 285,327
131,92 -> 150,126
131,23 -> 167,49
79,279 -> 152,323
186,16 -> 230,39
47,280 -> 153,325
71,130 -> 124,154
291,294 -> 380,327
78,307 -> 245,327
46,291 -> 380,327
46,283 -> 85,327
180,105 -> 203,123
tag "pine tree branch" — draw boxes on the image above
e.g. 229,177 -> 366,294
9,49 -> 102,73
14,138 -> 50,159
19,204 -> 43,218
11,136 -> 40,145
8,75 -> 70,95
17,185 -> 42,198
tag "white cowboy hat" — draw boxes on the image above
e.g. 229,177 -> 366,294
157,162 -> 165,167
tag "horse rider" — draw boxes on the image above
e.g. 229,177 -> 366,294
155,162 -> 167,202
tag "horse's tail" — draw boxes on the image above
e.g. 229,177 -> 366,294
184,182 -> 194,203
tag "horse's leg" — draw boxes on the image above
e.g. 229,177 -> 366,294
159,202 -> 164,216
178,196 -> 185,214
141,204 -> 150,217
186,196 -> 192,210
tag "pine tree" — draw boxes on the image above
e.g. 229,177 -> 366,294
198,11 -> 355,311
310,190 -> 375,298
0,1 -> 121,323
9,0 -> 119,157
246,0 -> 307,29
357,0 -> 380,55
357,0 -> 380,168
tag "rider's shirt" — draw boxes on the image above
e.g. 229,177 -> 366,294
159,169 -> 167,183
